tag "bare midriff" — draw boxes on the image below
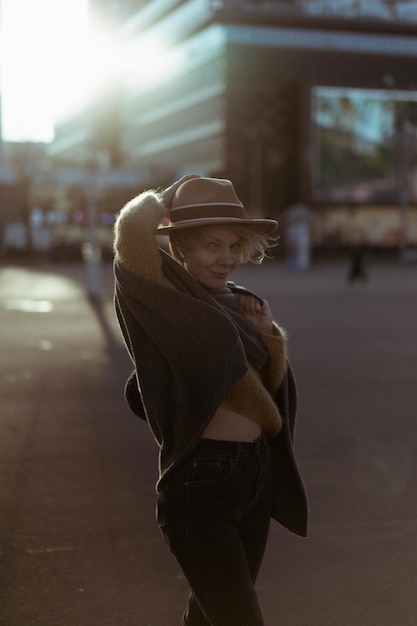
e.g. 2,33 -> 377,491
201,405 -> 262,442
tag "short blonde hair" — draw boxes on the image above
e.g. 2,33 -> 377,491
169,224 -> 278,264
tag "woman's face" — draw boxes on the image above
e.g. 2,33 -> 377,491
181,226 -> 243,288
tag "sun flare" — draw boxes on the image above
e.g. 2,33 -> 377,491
0,0 -> 180,143
0,0 -> 89,142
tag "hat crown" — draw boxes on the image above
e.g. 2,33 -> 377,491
172,177 -> 243,212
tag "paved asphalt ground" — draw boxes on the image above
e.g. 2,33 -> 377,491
0,257 -> 416,626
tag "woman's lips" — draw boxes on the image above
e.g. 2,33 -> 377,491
211,272 -> 228,279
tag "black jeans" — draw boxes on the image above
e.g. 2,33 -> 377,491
156,434 -> 272,626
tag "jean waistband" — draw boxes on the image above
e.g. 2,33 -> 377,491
194,433 -> 268,458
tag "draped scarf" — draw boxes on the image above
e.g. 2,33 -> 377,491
161,251 -> 268,371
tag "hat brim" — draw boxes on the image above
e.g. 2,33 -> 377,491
156,217 -> 278,236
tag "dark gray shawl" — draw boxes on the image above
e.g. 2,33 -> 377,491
114,251 -> 308,537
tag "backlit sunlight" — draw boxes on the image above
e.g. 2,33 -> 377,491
0,0 -> 175,143
0,0 -> 89,142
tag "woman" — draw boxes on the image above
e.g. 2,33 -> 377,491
113,175 -> 308,626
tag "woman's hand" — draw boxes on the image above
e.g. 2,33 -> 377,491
235,294 -> 274,334
162,174 -> 201,214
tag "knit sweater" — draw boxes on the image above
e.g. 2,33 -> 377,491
113,190 -> 308,537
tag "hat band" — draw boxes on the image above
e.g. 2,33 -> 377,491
171,204 -> 245,224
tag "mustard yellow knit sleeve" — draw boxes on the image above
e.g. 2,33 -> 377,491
259,323 -> 287,397
113,190 -> 172,287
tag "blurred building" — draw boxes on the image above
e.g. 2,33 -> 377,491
9,0 -> 417,255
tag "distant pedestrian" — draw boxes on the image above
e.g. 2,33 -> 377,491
113,175 -> 308,626
347,243 -> 368,284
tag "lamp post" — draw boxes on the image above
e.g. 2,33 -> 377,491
82,156 -> 102,300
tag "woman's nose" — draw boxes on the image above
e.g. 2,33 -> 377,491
218,248 -> 234,265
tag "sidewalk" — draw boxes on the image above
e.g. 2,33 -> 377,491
0,261 -> 170,626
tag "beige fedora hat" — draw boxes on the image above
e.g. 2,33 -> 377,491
157,177 -> 277,235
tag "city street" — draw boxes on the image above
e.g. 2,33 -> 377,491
0,257 -> 416,626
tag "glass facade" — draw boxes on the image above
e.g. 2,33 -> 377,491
121,25 -> 228,173
311,86 -> 417,204
215,0 -> 417,24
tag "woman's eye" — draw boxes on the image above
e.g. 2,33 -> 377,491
232,243 -> 242,251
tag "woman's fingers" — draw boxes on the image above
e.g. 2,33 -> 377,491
236,294 -> 273,333
236,294 -> 261,314
162,174 -> 201,209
